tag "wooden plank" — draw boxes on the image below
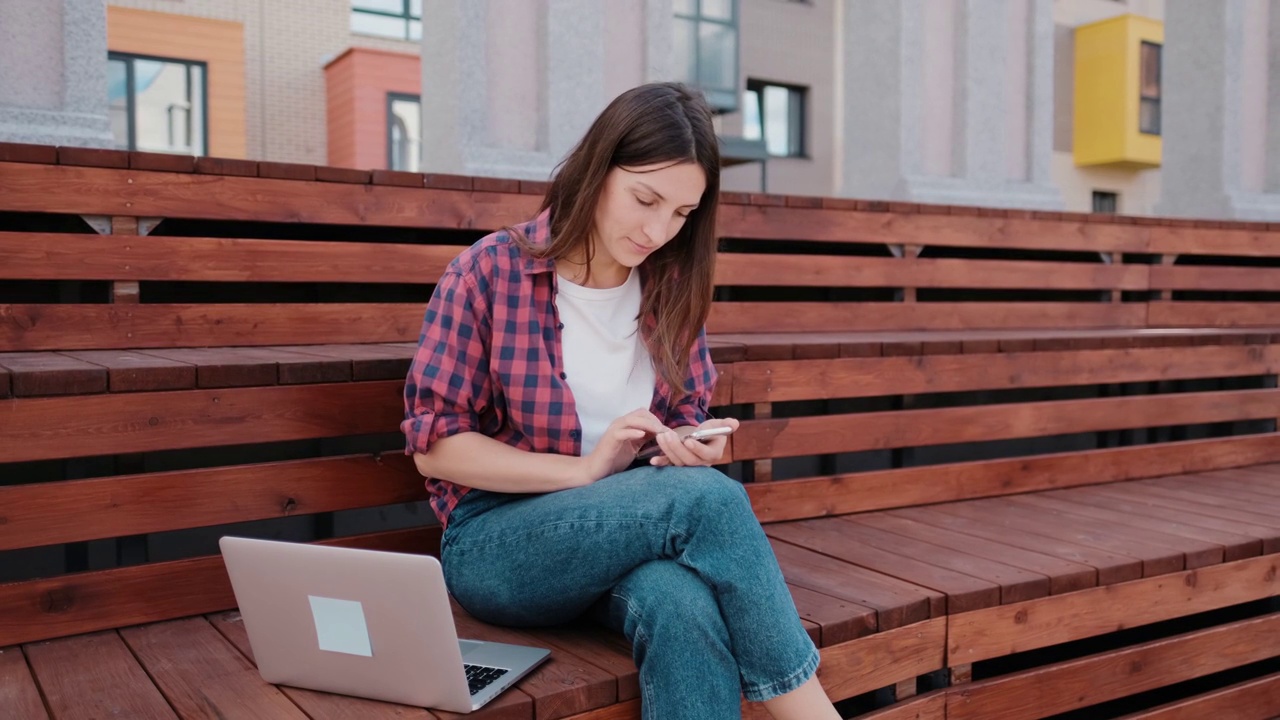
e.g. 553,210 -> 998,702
208,612 -> 445,720
1152,264 -> 1280,292
936,498 -> 1186,577
0,646 -> 49,720
1156,473 -> 1280,506
561,700 -> 639,720
22,631 -> 177,719
1147,226 -> 1280,256
767,520 -> 1001,614
0,303 -> 425,351
515,624 -> 639,703
1202,467 -> 1280,496
120,617 -> 310,718
277,343 -> 414,381
0,454 -> 424,550
138,346 -> 354,387
0,231 -> 464,284
733,388 -> 1280,461
816,617 -> 947,702
1039,488 -> 1265,561
852,512 -> 1095,595
890,506 -> 1142,586
0,351 -> 107,396
1149,302 -> 1280,328
716,206 -> 1150,253
1114,671 -> 1280,720
947,613 -> 1280,720
1127,477 -> 1280,522
769,538 -> 940,630
947,554 -> 1280,665
747,435 -> 1280,523
708,302 -> 1146,334
714,253 -> 1148,290
0,527 -> 439,647
0,380 -> 402,463
730,345 -> 1280,403
1001,494 -> 1225,569
0,161 -> 542,230
1089,482 -> 1280,545
59,349 -> 196,392
856,691 -> 946,720
787,584 -> 879,646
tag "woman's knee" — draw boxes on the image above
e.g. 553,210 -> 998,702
612,561 -> 728,642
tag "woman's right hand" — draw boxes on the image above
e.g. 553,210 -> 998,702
577,409 -> 669,486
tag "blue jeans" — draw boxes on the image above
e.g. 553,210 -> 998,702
440,465 -> 820,719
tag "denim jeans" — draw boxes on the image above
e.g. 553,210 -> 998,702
440,465 -> 821,719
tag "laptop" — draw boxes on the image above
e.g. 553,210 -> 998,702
219,536 -> 551,712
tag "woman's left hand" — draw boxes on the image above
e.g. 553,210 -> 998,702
649,417 -> 739,467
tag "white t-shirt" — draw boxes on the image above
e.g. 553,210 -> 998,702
555,268 -> 656,456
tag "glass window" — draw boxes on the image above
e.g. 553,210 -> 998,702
1139,41 -> 1161,135
106,52 -> 207,156
1092,190 -> 1119,214
673,0 -> 739,113
388,93 -> 421,172
352,0 -> 421,41
743,80 -> 806,157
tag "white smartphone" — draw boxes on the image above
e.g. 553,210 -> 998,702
636,425 -> 735,461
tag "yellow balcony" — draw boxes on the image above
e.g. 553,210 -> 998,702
1073,14 -> 1163,169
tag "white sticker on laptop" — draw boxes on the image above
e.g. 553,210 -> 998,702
308,595 -> 373,657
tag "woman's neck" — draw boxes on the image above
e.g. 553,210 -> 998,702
561,248 -> 629,289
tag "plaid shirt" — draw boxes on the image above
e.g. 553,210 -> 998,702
402,210 -> 718,528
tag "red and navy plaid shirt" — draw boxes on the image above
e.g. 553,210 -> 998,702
402,209 -> 718,528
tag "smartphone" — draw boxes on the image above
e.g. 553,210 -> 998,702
635,425 -> 735,460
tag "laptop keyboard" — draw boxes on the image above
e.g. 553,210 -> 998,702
465,663 -> 510,696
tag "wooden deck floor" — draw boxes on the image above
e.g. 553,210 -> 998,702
6,466 -> 1280,720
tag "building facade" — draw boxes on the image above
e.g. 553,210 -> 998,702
4,0 -> 1280,218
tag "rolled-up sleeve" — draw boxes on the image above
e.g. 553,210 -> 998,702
667,327 -> 718,428
402,270 -> 491,455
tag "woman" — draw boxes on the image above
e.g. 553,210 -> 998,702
402,82 -> 840,720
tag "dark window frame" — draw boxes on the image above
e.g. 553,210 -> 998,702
1092,190 -> 1119,214
107,51 -> 209,156
1139,40 -> 1161,136
386,92 -> 421,172
744,79 -> 807,158
674,0 -> 740,113
352,0 -> 422,41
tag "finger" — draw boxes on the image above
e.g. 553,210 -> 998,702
621,409 -> 668,435
649,454 -> 670,467
697,417 -> 740,432
685,436 -> 723,463
658,430 -> 701,467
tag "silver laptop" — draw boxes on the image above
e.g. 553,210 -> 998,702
219,536 -> 550,712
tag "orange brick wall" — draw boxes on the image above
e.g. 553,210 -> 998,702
324,48 -> 420,170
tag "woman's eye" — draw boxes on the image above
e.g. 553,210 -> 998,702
636,197 -> 655,208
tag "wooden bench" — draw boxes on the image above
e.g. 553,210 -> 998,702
2,142 -> 1280,719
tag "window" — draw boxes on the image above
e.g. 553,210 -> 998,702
1139,41 -> 1161,135
388,93 -> 421,172
742,80 -> 806,157
673,0 -> 739,113
352,0 -> 421,41
107,52 -> 207,156
1092,190 -> 1119,214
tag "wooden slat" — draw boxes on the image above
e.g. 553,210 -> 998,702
1150,302 -> 1280,328
0,380 -> 402,463
816,617 -> 946,702
768,521 -> 1001,614
1114,671 -> 1280,720
0,454 -> 424,550
22,631 -> 177,719
748,434 -> 1280,523
891,505 -> 1142,586
0,303 -> 425,351
770,538 -> 941,630
0,231 -> 463,283
733,388 -> 1280,461
788,584 -> 878,646
1131,477 -> 1280,522
856,691 -> 946,720
1089,482 -> 1280,542
708,302 -> 1146,334
276,343 -> 414,381
0,351 -> 107,396
561,700 -> 639,720
1147,226 -> 1280,256
1157,473 -> 1280,506
0,646 -> 49,720
120,617 -> 311,719
715,254 -> 1148,290
947,553 -> 1280,665
59,349 -> 197,392
947,613 -> 1280,720
1151,264 -> 1280,292
730,344 -> 1280,403
0,527 -> 440,647
716,206 -> 1150,253
208,612 -> 444,720
138,346 -> 359,387
0,161 -> 542,230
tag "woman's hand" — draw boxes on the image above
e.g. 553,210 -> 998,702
578,408 -> 670,485
649,417 -> 740,468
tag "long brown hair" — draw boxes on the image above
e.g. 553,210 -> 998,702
519,82 -> 720,393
